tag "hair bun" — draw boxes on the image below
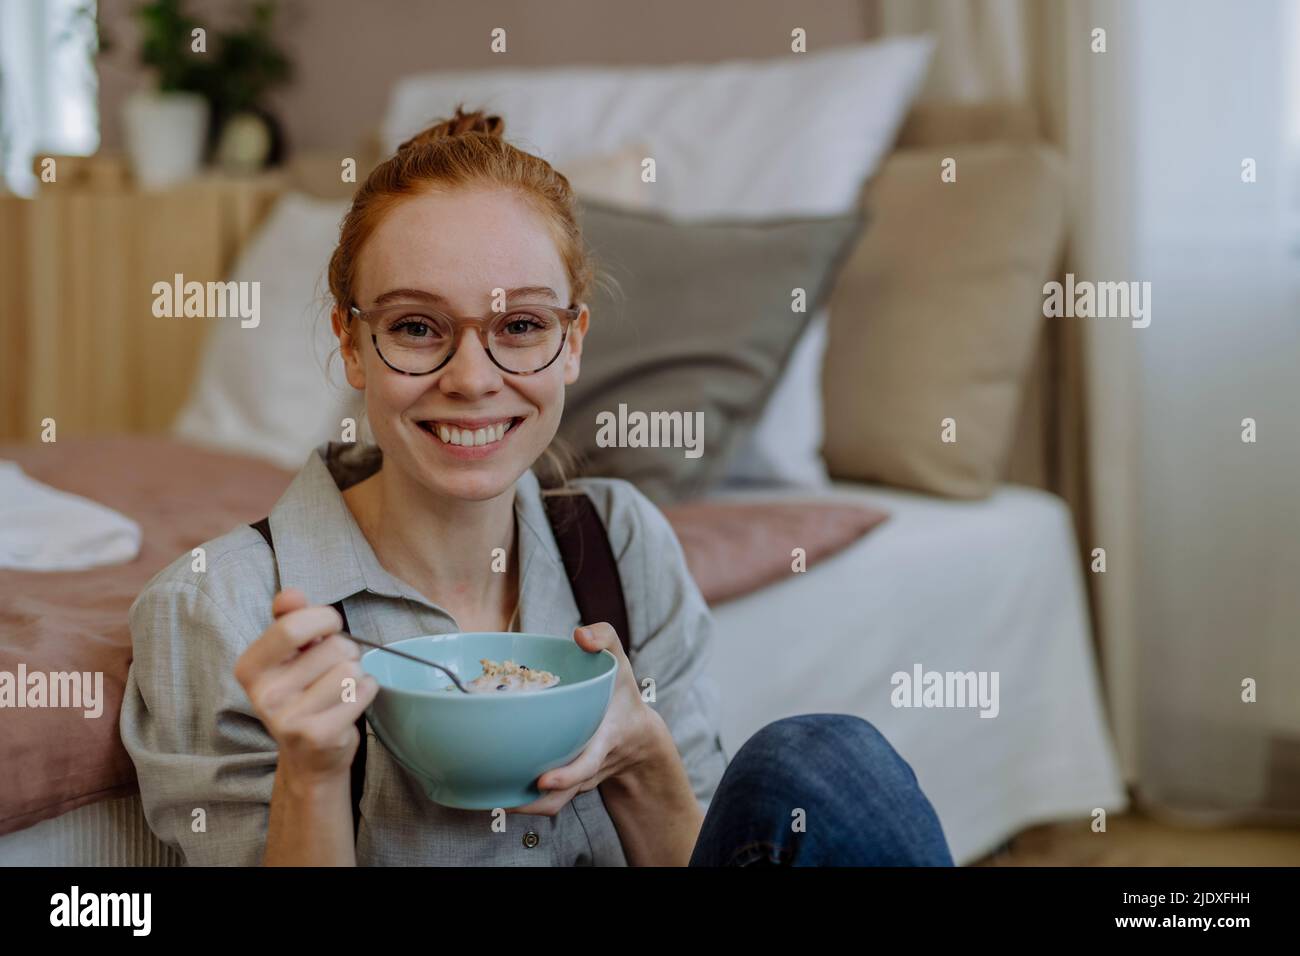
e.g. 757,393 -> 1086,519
396,104 -> 505,152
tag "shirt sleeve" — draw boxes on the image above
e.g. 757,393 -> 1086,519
120,568 -> 278,866
588,480 -> 730,813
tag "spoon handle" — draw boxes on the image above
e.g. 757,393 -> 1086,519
341,632 -> 471,694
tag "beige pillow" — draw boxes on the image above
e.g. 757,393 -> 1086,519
821,142 -> 1067,498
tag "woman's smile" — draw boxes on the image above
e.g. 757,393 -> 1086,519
416,414 -> 525,459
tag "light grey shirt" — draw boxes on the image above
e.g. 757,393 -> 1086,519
120,442 -> 729,866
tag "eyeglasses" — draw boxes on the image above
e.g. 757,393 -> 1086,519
347,301 -> 582,376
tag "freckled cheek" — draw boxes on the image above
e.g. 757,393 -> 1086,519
516,376 -> 566,431
365,373 -> 429,428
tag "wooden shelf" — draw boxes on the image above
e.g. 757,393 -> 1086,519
0,154 -> 290,442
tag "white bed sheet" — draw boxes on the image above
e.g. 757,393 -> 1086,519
702,480 -> 1128,864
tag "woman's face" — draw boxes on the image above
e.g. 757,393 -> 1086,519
334,186 -> 589,501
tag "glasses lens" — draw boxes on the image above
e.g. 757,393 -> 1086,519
487,307 -> 565,373
374,311 -> 455,374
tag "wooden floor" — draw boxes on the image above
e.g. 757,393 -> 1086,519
972,812 -> 1300,866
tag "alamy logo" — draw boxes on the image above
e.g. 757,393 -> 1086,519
151,273 -> 261,328
0,666 -> 104,717
1042,272 -> 1151,328
595,403 -> 704,459
890,664 -> 1000,718
50,886 -> 151,935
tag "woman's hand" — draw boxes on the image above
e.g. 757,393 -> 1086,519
234,587 -> 379,792
506,622 -> 673,817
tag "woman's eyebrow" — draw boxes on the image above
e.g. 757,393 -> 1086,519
372,286 -> 559,306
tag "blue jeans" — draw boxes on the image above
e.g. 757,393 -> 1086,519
688,714 -> 954,866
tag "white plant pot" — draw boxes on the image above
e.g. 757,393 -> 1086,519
122,90 -> 209,190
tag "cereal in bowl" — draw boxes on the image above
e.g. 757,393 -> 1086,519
455,658 -> 560,693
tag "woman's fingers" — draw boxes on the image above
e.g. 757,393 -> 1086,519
575,623 -> 643,700
502,627 -> 644,816
506,783 -> 582,817
574,622 -> 620,655
328,664 -> 380,725
271,587 -> 309,619
268,674 -> 378,772
253,634 -> 361,715
538,738 -> 607,792
290,658 -> 375,718
235,590 -> 379,784
236,604 -> 345,681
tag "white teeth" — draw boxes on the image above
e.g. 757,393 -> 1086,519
430,419 -> 515,446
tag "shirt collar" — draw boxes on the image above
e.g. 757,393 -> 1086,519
267,442 -> 570,631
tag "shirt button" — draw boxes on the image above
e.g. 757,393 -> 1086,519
522,829 -> 540,849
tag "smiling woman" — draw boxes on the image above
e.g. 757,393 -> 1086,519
327,135 -> 592,503
119,103 -> 955,868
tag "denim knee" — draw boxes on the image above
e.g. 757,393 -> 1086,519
717,713 -> 953,866
735,714 -> 915,785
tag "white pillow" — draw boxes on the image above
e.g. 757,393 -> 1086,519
384,39 -> 932,487
173,193 -> 356,469
384,39 -> 933,220
721,310 -> 832,488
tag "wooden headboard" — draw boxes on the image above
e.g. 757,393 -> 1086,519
0,161 -> 289,442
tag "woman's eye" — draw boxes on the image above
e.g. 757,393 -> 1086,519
392,318 -> 433,337
503,314 -> 545,335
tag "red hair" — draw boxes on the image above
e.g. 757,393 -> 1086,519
327,104 -> 595,316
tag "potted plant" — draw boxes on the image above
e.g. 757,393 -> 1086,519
121,0 -> 211,189
206,1 -> 294,175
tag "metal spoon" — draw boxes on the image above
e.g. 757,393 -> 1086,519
341,632 -> 471,694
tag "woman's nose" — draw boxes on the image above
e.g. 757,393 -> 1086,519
436,327 -> 501,395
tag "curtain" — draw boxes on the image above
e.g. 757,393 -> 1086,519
880,0 -> 1030,102
879,0 -> 1144,784
879,0 -> 1300,821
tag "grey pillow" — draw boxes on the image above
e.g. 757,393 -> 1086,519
556,197 -> 866,504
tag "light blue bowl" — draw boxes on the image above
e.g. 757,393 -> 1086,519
360,632 -> 618,810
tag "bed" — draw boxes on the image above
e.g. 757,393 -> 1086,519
703,481 -> 1127,864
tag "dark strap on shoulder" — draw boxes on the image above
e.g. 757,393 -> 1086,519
541,492 -> 632,657
250,518 -> 366,844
